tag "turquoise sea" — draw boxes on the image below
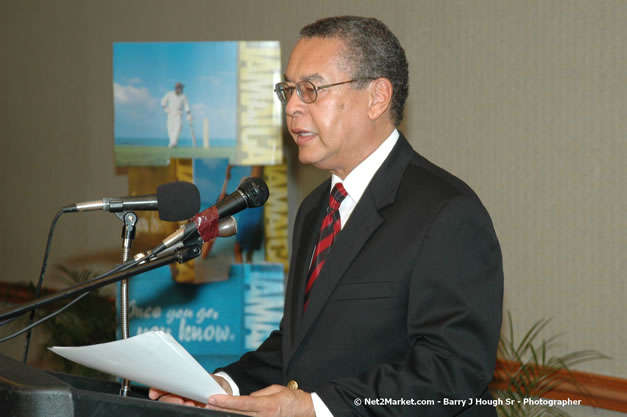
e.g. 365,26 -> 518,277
115,137 -> 235,148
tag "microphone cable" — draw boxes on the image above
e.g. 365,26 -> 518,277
15,182 -> 202,361
18,210 -> 137,360
22,208 -> 64,363
1,258 -> 140,345
2,292 -> 89,344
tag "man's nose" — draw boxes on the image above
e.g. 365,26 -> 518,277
285,91 -> 305,117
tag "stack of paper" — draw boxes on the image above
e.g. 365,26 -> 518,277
49,330 -> 225,403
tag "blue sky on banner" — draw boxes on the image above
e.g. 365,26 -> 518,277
113,42 -> 237,142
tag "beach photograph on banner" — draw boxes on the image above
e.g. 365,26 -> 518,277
113,41 -> 283,167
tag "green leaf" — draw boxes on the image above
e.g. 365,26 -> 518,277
493,311 -> 607,417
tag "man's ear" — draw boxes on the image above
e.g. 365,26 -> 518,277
367,78 -> 393,121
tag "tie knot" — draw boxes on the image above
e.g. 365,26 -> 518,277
328,183 -> 347,211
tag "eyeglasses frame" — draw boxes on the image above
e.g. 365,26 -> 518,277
274,78 -> 374,104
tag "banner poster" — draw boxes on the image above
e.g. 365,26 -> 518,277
113,41 -> 283,167
114,40 -> 289,369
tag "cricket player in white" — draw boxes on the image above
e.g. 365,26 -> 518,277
161,82 -> 191,148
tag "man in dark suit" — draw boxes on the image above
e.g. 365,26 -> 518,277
151,16 -> 503,417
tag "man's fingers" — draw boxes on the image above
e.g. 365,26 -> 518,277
149,388 -> 206,407
156,394 -> 185,405
148,388 -> 166,400
148,387 -> 180,403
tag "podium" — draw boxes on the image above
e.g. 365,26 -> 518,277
0,355 -> 242,417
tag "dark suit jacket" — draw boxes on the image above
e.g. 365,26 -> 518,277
221,134 -> 504,416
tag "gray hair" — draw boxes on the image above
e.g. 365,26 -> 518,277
300,16 -> 409,126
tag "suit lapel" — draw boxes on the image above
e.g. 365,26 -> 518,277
287,134 -> 415,358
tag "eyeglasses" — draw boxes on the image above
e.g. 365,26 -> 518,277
274,79 -> 372,104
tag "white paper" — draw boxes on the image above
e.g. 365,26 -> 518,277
49,330 -> 225,403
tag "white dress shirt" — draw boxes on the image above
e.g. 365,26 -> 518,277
331,129 -> 399,229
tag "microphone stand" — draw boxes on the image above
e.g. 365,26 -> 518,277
115,211 -> 137,397
0,246 -> 202,323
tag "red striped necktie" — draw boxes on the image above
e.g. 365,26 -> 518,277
304,183 -> 348,310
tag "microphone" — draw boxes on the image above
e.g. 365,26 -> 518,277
138,216 -> 238,261
213,176 -> 269,218
146,177 -> 269,257
62,181 -> 201,221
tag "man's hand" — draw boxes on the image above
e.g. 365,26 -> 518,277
148,374 -> 233,407
148,387 -> 204,407
207,384 -> 315,417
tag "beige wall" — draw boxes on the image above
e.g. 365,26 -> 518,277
1,0 -> 625,393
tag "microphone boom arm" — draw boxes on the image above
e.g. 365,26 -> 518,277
0,246 -> 202,323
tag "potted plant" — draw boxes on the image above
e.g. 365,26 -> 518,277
492,311 -> 607,417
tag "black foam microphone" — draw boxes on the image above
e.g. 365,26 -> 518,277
62,181 -> 201,221
146,177 -> 269,257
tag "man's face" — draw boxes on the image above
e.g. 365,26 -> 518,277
175,86 -> 183,95
284,37 -> 372,178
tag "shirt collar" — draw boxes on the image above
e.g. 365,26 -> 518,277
331,129 -> 400,204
